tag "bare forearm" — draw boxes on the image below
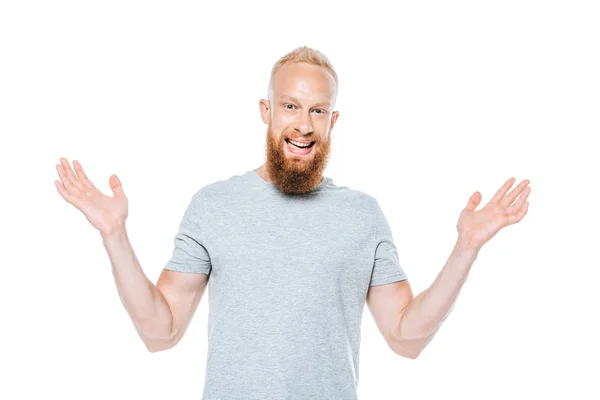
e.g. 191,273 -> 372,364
393,238 -> 479,357
102,227 -> 174,349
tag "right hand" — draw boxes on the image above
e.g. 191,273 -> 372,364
55,157 -> 129,239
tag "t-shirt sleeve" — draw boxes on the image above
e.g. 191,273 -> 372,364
369,200 -> 408,286
163,192 -> 212,276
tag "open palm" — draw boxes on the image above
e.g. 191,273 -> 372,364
55,157 -> 128,238
457,177 -> 531,252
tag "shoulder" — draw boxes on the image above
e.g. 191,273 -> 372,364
190,171 -> 248,206
327,180 -> 382,216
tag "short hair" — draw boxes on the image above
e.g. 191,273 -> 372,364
267,46 -> 338,109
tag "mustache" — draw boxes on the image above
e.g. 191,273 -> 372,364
280,132 -> 319,142
268,126 -> 326,145
283,137 -> 318,143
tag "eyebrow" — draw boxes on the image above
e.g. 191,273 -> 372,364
279,95 -> 330,108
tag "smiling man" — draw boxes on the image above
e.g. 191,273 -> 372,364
56,45 -> 531,400
258,58 -> 335,194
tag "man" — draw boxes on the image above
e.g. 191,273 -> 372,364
55,46 -> 531,399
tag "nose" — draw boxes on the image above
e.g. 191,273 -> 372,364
294,109 -> 313,135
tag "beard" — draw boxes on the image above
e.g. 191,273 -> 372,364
264,122 -> 332,195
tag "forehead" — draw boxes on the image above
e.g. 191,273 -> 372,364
272,62 -> 336,104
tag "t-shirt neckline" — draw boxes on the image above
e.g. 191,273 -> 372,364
249,169 -> 331,193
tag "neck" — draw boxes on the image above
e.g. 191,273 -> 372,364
255,164 -> 272,184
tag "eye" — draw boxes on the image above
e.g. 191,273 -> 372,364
313,109 -> 326,114
284,104 -> 296,110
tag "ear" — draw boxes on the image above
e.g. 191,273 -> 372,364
259,98 -> 271,125
329,110 -> 340,131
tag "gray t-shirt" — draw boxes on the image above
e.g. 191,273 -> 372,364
163,169 -> 407,400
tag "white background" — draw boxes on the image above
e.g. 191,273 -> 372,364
1,0 -> 598,399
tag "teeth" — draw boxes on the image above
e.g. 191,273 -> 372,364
288,139 -> 312,148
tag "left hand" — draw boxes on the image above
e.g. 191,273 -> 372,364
456,177 -> 531,252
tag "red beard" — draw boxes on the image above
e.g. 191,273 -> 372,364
264,122 -> 332,195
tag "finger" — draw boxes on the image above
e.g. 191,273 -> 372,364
60,158 -> 84,192
464,191 -> 481,212
56,163 -> 81,198
55,179 -> 86,210
501,179 -> 531,208
508,201 -> 529,225
109,174 -> 125,198
489,177 -> 516,204
73,160 -> 95,190
506,186 -> 531,214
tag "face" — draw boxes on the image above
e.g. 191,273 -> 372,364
260,62 -> 339,195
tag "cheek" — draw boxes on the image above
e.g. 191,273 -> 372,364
273,115 -> 296,131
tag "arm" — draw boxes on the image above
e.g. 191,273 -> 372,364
104,227 -> 209,352
390,241 -> 478,358
366,240 -> 475,359
368,177 -> 531,359
54,158 -> 209,353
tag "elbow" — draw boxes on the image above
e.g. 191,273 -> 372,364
391,344 -> 420,359
401,349 -> 421,359
142,327 -> 182,353
143,334 -> 179,353
145,341 -> 165,353
146,345 -> 164,353
388,338 -> 422,360
145,340 -> 175,353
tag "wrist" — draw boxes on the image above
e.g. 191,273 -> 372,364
453,238 -> 480,262
101,224 -> 128,243
455,235 -> 481,255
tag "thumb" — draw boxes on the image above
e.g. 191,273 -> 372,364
109,174 -> 125,198
464,191 -> 481,211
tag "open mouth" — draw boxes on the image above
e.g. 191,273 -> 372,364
285,138 -> 315,149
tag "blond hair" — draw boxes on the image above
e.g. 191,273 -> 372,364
268,46 -> 338,107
